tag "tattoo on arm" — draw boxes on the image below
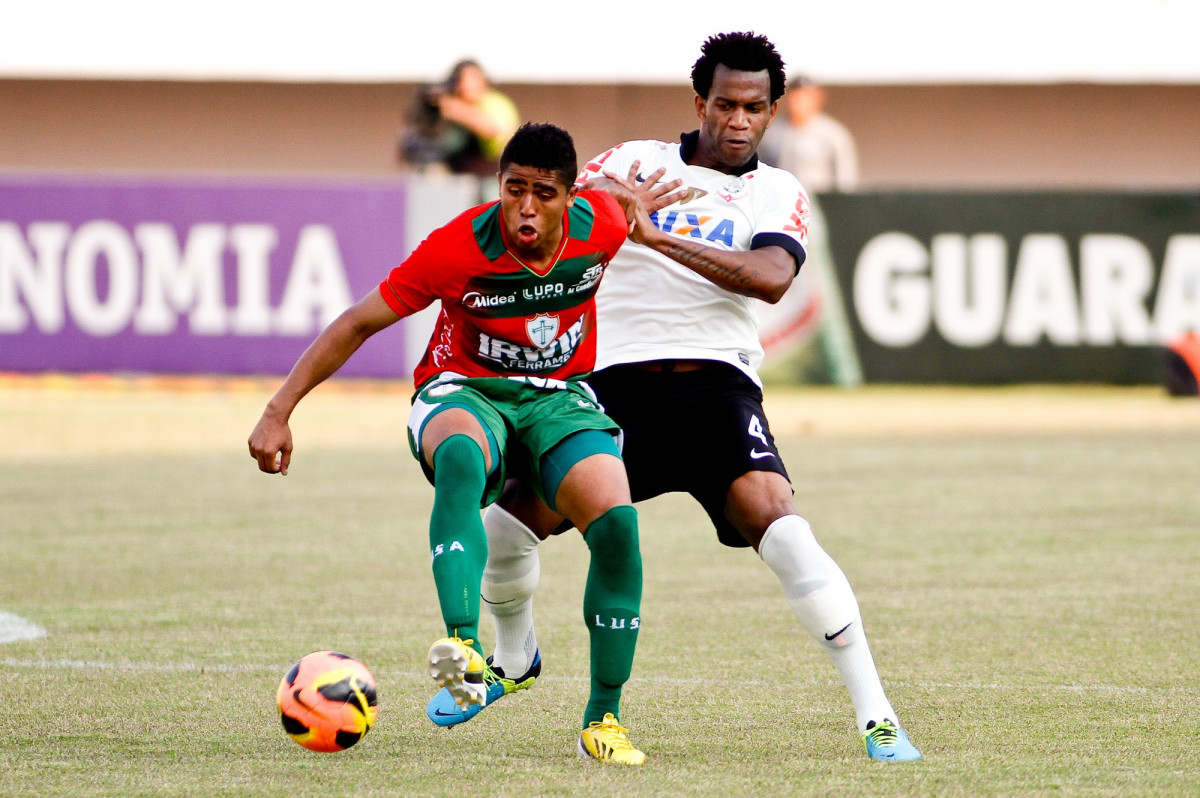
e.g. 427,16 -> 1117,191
665,242 -> 754,290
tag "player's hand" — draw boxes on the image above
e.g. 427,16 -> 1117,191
579,175 -> 640,232
248,413 -> 293,475
610,160 -> 685,213
594,165 -> 664,245
624,202 -> 659,245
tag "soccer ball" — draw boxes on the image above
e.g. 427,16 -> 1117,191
276,651 -> 379,752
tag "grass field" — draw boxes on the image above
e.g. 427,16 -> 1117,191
1,379 -> 1198,797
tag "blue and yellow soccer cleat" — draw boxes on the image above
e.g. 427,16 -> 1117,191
426,637 -> 488,710
863,718 -> 922,762
425,651 -> 541,727
577,713 -> 646,766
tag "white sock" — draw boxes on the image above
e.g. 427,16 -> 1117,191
759,514 -> 898,733
481,503 -> 540,677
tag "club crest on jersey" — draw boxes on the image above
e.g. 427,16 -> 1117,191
478,316 -> 584,373
526,313 -> 560,348
717,176 -> 749,202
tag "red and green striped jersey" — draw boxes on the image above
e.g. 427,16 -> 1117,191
379,190 -> 628,387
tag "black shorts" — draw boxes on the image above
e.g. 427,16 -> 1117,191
588,361 -> 790,548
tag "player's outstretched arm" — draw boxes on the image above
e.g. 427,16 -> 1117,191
589,163 -> 791,301
248,290 -> 405,475
639,229 -> 795,304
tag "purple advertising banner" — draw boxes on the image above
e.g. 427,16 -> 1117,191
0,174 -> 415,377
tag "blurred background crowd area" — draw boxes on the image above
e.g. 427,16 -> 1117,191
4,2 -> 1200,390
4,78 -> 1200,189
4,0 -> 1200,189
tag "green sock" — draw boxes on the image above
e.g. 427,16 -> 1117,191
429,435 -> 488,649
580,504 -> 642,726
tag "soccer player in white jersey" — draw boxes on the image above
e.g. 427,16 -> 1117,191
426,31 -> 922,762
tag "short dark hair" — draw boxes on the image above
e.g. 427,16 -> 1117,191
787,74 -> 817,91
447,59 -> 485,88
690,31 -> 787,104
499,123 -> 578,188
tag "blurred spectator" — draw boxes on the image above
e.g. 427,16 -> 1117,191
1165,331 -> 1200,396
759,75 -> 858,192
398,59 -> 520,177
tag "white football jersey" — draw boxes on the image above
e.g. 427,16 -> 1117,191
578,136 -> 811,385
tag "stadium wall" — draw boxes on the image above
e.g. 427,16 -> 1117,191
3,175 -> 1196,384
3,79 -> 1199,384
4,80 -> 1200,188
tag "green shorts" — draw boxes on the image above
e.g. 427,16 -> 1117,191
407,376 -> 621,508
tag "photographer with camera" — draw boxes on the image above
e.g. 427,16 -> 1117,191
399,59 -> 520,179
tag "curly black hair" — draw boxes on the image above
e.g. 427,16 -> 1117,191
690,31 -> 787,103
499,122 -> 578,188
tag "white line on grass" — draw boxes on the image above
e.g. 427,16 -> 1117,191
0,658 -> 274,673
0,657 -> 1195,695
0,613 -> 47,643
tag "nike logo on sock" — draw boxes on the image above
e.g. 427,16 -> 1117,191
825,622 -> 853,641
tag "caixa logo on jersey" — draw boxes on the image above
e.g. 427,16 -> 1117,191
649,210 -> 736,247
477,316 -> 583,373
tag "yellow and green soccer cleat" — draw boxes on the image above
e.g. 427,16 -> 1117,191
577,713 -> 646,766
426,637 -> 487,709
862,718 -> 922,761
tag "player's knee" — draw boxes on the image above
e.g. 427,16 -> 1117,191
483,504 -> 540,564
583,505 -> 641,577
496,478 -> 562,537
727,473 -> 797,545
431,434 -> 486,481
758,515 -> 829,577
759,515 -> 861,645
764,522 -> 843,604
481,504 -> 541,613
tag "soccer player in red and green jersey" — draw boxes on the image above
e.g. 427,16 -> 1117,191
249,122 -> 648,765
